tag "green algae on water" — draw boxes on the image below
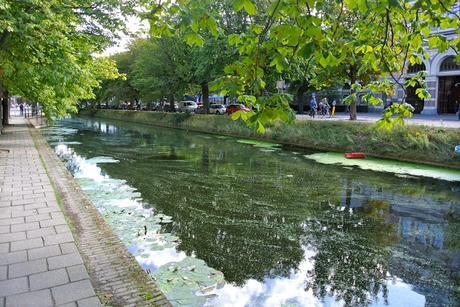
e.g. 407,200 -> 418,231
304,152 -> 460,182
237,139 -> 281,149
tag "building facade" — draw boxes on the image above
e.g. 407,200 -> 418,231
393,2 -> 460,115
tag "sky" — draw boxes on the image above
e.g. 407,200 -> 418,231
102,15 -> 149,56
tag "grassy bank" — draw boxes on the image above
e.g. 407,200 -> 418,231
80,109 -> 460,169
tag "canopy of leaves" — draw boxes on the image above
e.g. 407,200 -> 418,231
148,0 -> 460,128
0,0 -> 138,118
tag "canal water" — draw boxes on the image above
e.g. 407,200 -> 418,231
42,117 -> 460,307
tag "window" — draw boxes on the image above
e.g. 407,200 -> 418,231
440,56 -> 460,72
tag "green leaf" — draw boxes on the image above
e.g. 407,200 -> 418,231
184,33 -> 204,46
243,0 -> 257,15
207,17 -> 218,37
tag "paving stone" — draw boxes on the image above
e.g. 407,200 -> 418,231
0,200 -> 11,207
0,211 -> 10,219
77,296 -> 102,307
0,226 -> 9,234
0,243 -> 9,254
0,251 -> 27,266
0,217 -> 23,226
10,237 -> 43,252
0,277 -> 28,297
44,232 -> 73,246
0,232 -> 25,244
60,242 -> 78,254
9,259 -> 47,278
30,268 -> 69,291
67,265 -> 90,282
0,266 -> 6,280
48,252 -> 83,270
5,289 -> 53,307
50,212 -> 65,220
51,280 -> 96,305
23,203 -> 48,211
10,222 -> 39,232
37,206 -> 61,214
40,217 -> 66,228
25,213 -> 51,223
27,227 -> 56,239
54,224 -> 70,234
56,303 -> 77,307
11,209 -> 38,218
28,244 -> 62,260
0,226 -> 10,234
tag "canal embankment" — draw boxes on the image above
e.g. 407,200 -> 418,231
80,109 -> 460,169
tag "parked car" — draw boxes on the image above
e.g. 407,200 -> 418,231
195,106 -> 206,114
226,103 -> 250,115
209,104 -> 226,115
178,101 -> 198,113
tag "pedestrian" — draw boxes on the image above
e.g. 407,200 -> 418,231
19,103 -> 24,116
322,98 -> 330,117
309,94 -> 317,118
331,99 -> 336,118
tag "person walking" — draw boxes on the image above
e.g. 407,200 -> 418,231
331,99 -> 336,118
309,94 -> 318,118
19,103 -> 24,116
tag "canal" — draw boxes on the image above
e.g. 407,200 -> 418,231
42,116 -> 460,307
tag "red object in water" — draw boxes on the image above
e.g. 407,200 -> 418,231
344,152 -> 366,159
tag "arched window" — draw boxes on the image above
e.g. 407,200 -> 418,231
407,63 -> 426,74
440,56 -> 460,72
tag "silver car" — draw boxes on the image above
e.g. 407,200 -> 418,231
178,101 -> 198,113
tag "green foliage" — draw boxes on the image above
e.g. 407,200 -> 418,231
377,103 -> 415,130
0,0 -> 134,118
130,37 -> 193,102
148,0 -> 460,130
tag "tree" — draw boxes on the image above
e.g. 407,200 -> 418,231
131,37 -> 193,111
94,44 -> 143,108
0,0 -> 138,122
149,0 -> 460,129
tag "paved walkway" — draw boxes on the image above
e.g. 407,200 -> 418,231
0,119 -> 100,306
296,112 -> 460,128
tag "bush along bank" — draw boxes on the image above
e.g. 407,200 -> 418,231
80,109 -> 460,169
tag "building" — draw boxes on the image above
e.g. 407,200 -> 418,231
392,1 -> 460,115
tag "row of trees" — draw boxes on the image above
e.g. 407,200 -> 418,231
95,0 -> 460,130
0,0 -> 138,124
2,1 -> 460,130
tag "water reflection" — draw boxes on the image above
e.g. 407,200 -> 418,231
42,117 -> 460,306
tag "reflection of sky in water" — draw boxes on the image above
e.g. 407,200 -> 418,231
129,245 -> 187,271
209,247 -> 424,307
54,144 -> 182,268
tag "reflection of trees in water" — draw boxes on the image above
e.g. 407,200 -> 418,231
54,117 -> 460,305
304,199 -> 398,307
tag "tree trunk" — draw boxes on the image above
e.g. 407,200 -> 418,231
2,90 -> 9,126
201,83 -> 210,114
296,84 -> 308,114
169,95 -> 175,112
349,99 -> 357,120
348,70 -> 357,120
